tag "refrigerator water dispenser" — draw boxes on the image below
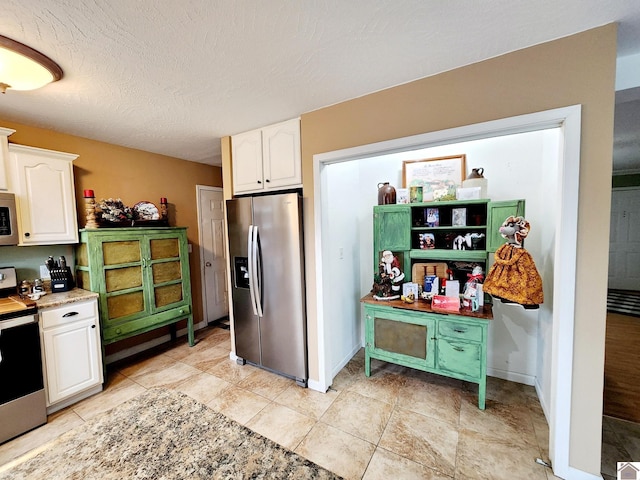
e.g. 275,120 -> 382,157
234,257 -> 250,289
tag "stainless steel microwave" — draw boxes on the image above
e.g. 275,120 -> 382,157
0,193 -> 19,246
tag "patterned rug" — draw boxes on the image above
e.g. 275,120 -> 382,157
0,388 -> 341,480
607,289 -> 640,317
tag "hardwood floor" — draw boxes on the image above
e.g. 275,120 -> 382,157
604,312 -> 640,423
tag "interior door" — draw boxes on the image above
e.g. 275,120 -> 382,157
609,187 -> 640,290
197,186 -> 229,323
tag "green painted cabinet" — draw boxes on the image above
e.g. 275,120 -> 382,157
373,205 -> 411,271
362,295 -> 489,409
76,227 -> 194,347
485,199 -> 525,252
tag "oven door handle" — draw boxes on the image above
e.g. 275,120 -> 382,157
0,314 -> 37,331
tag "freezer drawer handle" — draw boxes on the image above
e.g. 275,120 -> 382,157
62,312 -> 79,317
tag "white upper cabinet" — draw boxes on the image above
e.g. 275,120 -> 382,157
232,118 -> 301,195
0,127 -> 16,191
8,144 -> 79,245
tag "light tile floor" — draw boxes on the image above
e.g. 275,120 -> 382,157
0,324 -> 631,479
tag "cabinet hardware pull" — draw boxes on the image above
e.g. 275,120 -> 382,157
265,179 -> 270,182
453,346 -> 464,352
257,180 -> 262,184
91,325 -> 96,328
24,232 -> 30,237
62,312 -> 79,317
454,328 -> 466,333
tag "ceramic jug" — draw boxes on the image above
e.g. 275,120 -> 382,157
377,182 -> 396,205
462,168 -> 488,198
467,168 -> 484,179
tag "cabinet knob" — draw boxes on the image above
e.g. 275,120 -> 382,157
24,232 -> 30,237
116,328 -> 121,334
257,180 -> 262,184
179,309 -> 184,314
265,179 -> 270,183
92,324 -> 96,328
205,262 -> 212,267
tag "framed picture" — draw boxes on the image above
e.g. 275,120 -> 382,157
452,207 -> 467,226
396,188 -> 409,204
402,154 -> 466,201
425,208 -> 439,227
418,233 -> 435,249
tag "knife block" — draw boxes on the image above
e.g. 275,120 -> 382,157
50,267 -> 75,292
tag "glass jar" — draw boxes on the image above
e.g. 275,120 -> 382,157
18,280 -> 32,297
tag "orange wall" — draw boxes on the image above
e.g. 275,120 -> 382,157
0,119 -> 223,352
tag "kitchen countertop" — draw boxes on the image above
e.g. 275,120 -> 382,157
35,288 -> 98,309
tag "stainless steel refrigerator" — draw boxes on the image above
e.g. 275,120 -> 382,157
226,192 -> 307,387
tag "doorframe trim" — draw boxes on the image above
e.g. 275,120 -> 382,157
312,105 -> 583,478
196,185 -> 224,329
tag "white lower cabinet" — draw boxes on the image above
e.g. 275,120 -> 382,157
39,298 -> 103,412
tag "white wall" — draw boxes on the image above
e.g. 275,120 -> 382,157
323,161 -> 364,378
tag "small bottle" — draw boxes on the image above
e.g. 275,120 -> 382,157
33,278 -> 45,293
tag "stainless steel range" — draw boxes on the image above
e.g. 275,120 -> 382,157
0,266 -> 46,444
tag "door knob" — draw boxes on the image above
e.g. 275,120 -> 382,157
205,262 -> 212,267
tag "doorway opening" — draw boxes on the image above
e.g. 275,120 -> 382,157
313,105 -> 583,478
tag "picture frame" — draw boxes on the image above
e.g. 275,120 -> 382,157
402,154 -> 466,201
425,208 -> 439,227
396,188 -> 409,204
452,207 -> 467,226
418,233 -> 435,250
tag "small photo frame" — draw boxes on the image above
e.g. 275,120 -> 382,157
418,233 -> 435,250
402,282 -> 419,299
425,208 -> 439,227
452,207 -> 467,226
396,188 -> 409,204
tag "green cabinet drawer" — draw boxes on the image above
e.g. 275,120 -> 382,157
438,320 -> 483,342
437,338 -> 481,379
102,304 -> 191,343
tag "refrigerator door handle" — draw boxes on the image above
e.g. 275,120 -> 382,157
247,225 -> 258,316
253,225 -> 264,318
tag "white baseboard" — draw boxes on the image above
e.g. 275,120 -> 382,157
487,367 -> 535,386
307,379 -> 328,393
331,343 -> 363,379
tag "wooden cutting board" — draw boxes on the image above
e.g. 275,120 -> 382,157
411,262 -> 448,283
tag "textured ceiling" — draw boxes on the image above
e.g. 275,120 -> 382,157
1,1 -> 640,168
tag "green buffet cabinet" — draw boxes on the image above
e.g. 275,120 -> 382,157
76,227 -> 194,348
361,294 -> 491,409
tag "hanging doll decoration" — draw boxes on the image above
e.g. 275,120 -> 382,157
483,216 -> 543,309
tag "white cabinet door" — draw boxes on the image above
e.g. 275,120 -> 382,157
232,129 -> 264,194
231,118 -> 301,195
262,118 -> 301,190
9,144 -> 79,245
40,300 -> 103,405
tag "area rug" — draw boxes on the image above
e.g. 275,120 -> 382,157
0,388 -> 341,479
607,289 -> 640,317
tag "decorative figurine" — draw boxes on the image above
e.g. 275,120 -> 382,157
482,216 -> 543,308
372,250 -> 405,300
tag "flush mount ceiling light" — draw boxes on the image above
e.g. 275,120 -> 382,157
0,34 -> 63,94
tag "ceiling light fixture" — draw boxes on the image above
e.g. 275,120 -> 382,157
0,34 -> 63,94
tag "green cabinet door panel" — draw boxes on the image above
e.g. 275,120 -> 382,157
486,200 -> 525,252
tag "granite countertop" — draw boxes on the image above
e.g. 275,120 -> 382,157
35,287 -> 98,309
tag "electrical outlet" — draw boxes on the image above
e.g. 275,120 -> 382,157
40,264 -> 51,279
